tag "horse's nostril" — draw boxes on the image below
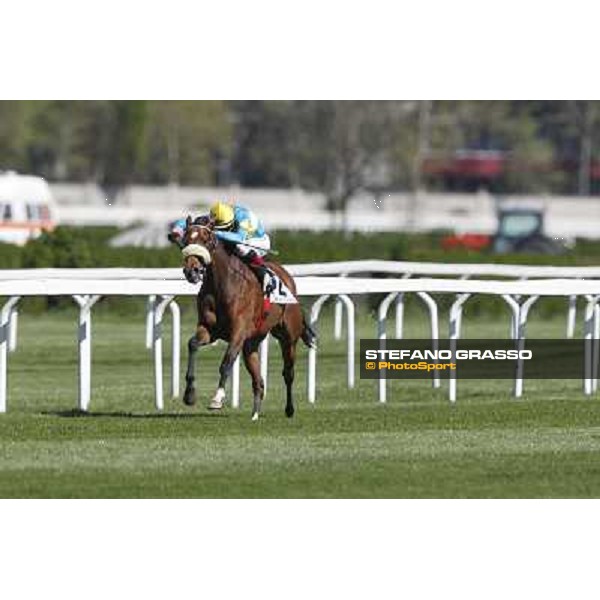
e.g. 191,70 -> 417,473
183,263 -> 203,284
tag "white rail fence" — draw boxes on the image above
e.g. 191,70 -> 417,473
4,260 -> 599,343
1,263 -> 600,413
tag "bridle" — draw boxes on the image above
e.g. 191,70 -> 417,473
181,224 -> 217,284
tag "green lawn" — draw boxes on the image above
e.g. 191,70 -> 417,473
1,299 -> 600,498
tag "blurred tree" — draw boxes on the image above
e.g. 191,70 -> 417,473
3,100 -> 600,198
528,101 -> 600,195
142,101 -> 232,186
102,100 -> 147,197
62,101 -> 106,180
24,101 -> 78,180
231,101 -> 400,216
292,101 -> 395,217
444,101 -> 558,193
560,101 -> 599,196
386,101 -> 436,227
388,101 -> 559,194
66,100 -> 148,198
0,101 -> 34,170
231,101 -> 299,187
387,101 -> 441,191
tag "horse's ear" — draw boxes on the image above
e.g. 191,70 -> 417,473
186,215 -> 192,228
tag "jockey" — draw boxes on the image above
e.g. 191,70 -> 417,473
169,201 -> 277,297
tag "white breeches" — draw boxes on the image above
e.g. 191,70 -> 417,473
235,234 -> 271,257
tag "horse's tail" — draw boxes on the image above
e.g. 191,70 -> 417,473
301,313 -> 317,349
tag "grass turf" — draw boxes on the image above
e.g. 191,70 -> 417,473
2,300 -> 600,498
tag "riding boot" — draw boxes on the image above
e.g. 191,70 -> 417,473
245,251 -> 276,308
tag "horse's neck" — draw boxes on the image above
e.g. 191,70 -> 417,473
207,244 -> 237,299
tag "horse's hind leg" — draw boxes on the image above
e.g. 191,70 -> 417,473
242,338 -> 264,421
183,325 -> 211,406
277,334 -> 297,418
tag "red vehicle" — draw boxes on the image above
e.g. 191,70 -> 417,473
441,233 -> 491,252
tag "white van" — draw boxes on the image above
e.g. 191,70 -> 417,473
0,171 -> 58,245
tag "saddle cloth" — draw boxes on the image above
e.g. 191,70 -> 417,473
269,275 -> 298,304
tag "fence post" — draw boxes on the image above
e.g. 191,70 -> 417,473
394,274 -> 411,339
307,294 -> 330,403
9,309 -> 18,353
584,295 -> 598,396
449,293 -> 470,404
152,295 -> 174,411
336,294 -> 355,389
231,355 -> 240,408
377,292 -> 399,404
394,294 -> 405,339
567,294 -> 577,339
73,294 -> 101,412
513,295 -> 538,398
146,295 -> 156,350
417,291 -> 440,389
501,294 -> 521,392
333,274 -> 348,340
169,300 -> 181,399
593,303 -> 600,393
0,296 -> 20,413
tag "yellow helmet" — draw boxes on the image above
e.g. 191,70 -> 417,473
209,201 -> 235,229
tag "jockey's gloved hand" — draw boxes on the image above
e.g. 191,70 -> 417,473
167,231 -> 185,248
168,219 -> 187,248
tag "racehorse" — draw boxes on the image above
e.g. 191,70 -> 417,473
180,216 -> 316,420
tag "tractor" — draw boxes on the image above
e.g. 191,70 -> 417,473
442,203 -> 568,255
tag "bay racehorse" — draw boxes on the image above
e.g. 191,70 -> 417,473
180,216 -> 316,420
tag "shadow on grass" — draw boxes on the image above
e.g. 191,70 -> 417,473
41,409 -> 230,420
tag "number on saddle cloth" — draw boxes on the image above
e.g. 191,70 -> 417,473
268,275 -> 298,305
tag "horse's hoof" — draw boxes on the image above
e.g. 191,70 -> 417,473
285,405 -> 295,418
251,412 -> 259,421
183,387 -> 197,406
208,387 -> 226,411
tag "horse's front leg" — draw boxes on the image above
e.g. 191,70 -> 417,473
241,338 -> 264,421
209,334 -> 245,410
183,325 -> 211,406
